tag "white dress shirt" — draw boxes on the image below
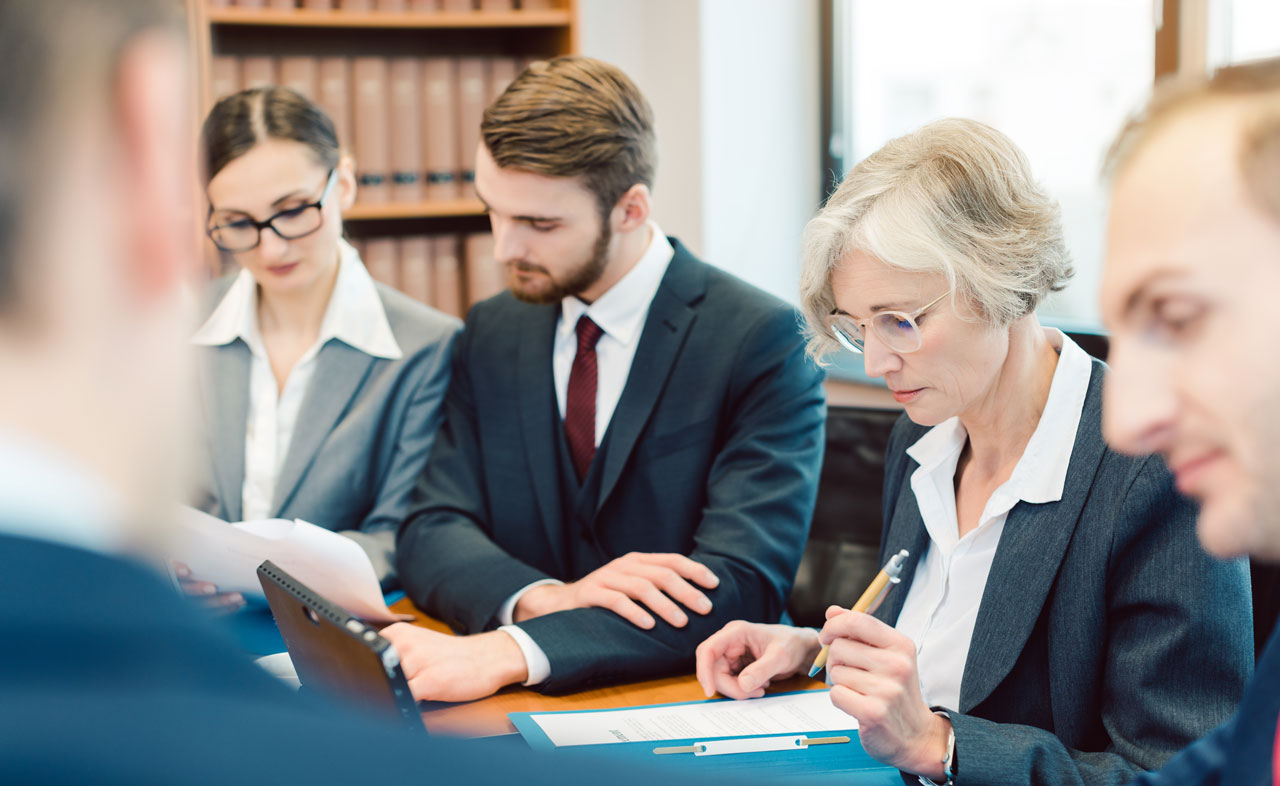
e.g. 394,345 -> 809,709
499,223 -> 675,686
894,329 -> 1092,711
191,239 -> 402,522
0,430 -> 124,554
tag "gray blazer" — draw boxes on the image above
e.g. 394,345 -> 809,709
873,358 -> 1253,786
191,277 -> 461,588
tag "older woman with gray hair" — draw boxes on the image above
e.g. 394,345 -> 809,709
695,118 -> 1252,785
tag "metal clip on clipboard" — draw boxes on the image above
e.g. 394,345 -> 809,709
653,735 -> 852,756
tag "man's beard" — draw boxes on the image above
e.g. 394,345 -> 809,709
507,217 -> 613,305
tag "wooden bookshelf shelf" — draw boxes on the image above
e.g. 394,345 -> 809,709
191,0 -> 575,307
208,8 -> 573,30
343,198 -> 487,220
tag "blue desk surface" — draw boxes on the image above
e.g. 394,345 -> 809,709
510,693 -> 902,785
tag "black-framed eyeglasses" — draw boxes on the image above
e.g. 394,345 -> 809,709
824,290 -> 949,355
206,168 -> 338,253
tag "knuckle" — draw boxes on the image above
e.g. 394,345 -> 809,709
862,704 -> 887,727
889,653 -> 913,681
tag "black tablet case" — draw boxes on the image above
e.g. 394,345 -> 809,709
257,560 -> 423,733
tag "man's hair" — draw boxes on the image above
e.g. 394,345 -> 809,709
480,56 -> 656,219
0,0 -> 182,315
1105,56 -> 1280,224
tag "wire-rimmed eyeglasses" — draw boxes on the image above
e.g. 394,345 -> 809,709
824,290 -> 949,355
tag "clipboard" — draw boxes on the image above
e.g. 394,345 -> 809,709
509,692 -> 900,784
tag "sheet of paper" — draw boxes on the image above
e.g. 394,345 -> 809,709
171,506 -> 411,623
529,689 -> 855,747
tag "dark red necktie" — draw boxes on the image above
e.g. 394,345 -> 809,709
564,315 -> 605,481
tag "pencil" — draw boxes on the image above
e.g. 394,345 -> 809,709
807,549 -> 910,678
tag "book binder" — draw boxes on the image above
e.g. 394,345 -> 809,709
389,57 -> 424,202
241,56 -> 277,90
422,57 -> 459,201
280,56 -> 319,101
352,56 -> 391,203
317,57 -> 351,153
398,236 -> 434,304
363,237 -> 399,288
455,57 -> 487,199
431,235 -> 464,317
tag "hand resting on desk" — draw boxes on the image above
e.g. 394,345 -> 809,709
696,608 -> 951,781
695,620 -> 820,699
514,552 -> 720,630
378,624 -> 528,702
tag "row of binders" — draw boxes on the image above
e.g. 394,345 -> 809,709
350,233 -> 502,317
209,1 -> 556,11
211,54 -> 525,204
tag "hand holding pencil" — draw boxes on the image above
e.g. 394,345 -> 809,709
807,549 -> 909,678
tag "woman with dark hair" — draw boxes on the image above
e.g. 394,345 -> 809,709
186,86 -> 459,595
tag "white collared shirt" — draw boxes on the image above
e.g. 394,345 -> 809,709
499,222 -> 675,686
0,430 -> 124,554
552,223 -> 674,443
894,329 -> 1092,711
191,239 -> 402,521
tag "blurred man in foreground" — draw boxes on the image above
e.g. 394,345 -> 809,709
1102,56 -> 1280,785
0,4 -> 734,785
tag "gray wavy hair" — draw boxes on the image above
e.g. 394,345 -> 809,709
799,118 -> 1073,363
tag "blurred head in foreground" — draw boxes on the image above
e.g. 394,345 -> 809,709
1101,56 -> 1280,561
0,0 -> 195,552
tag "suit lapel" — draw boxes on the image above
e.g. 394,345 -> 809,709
872,486 -> 931,626
517,306 -> 569,575
202,342 -> 251,522
594,252 -> 701,517
271,340 -> 376,518
957,363 -> 1109,712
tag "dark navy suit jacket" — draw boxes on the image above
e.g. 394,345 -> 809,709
1129,616 -> 1280,786
397,239 -> 826,693
0,531 -> 746,785
873,359 -> 1254,786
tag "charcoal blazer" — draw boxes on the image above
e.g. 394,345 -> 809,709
1129,615 -> 1279,786
192,278 -> 461,586
396,239 -> 826,693
872,358 -> 1253,786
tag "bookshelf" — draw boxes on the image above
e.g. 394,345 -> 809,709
187,0 -> 579,315
342,197 -> 487,221
206,7 -> 575,30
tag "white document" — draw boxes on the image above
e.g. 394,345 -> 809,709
529,689 -> 855,747
172,505 -> 411,623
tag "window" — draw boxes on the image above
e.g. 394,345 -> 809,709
825,0 -> 1156,326
1207,0 -> 1280,68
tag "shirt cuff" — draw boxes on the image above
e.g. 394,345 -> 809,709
499,624 -> 552,686
496,578 -> 565,626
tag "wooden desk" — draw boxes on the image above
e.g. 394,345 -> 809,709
390,597 -> 829,738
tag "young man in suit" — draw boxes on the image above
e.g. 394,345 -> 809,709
0,5 -> 751,784
1101,57 -> 1280,785
385,56 -> 826,700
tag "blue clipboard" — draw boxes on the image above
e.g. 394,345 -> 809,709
509,691 -> 902,785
